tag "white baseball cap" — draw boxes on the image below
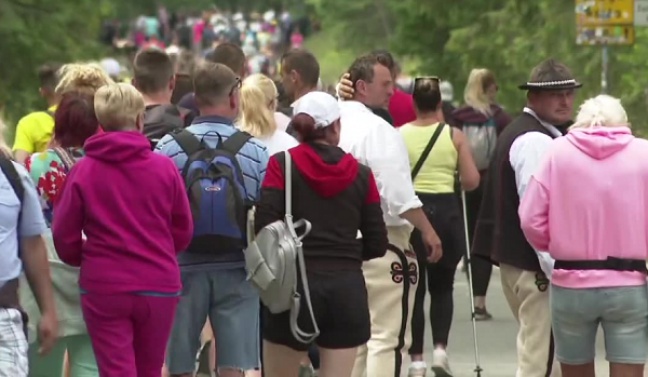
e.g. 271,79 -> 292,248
100,58 -> 121,78
293,91 -> 340,129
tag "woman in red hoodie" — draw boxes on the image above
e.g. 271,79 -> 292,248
256,91 -> 388,377
52,83 -> 193,377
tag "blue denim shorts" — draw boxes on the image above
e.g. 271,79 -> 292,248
551,284 -> 648,365
166,268 -> 260,374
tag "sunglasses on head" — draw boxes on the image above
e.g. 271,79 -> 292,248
414,76 -> 441,85
229,77 -> 242,96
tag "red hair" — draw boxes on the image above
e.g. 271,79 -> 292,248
290,113 -> 327,142
53,92 -> 100,148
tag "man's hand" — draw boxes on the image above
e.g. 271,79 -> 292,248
338,73 -> 354,100
422,229 -> 443,263
37,310 -> 58,355
21,235 -> 58,355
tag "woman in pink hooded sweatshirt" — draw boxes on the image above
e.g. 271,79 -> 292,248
53,83 -> 193,377
519,94 -> 648,377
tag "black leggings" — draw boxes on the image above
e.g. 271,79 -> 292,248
410,193 -> 464,354
410,259 -> 457,352
464,175 -> 492,297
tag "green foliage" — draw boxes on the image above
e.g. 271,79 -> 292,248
309,0 -> 648,134
0,0 -> 106,125
304,32 -> 355,83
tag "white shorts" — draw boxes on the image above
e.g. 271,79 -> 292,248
0,308 -> 28,377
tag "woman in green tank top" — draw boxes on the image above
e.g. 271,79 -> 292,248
399,77 -> 480,377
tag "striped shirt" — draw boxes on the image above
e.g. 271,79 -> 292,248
156,115 -> 269,270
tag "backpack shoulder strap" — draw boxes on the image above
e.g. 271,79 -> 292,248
171,129 -> 204,157
221,131 -> 253,156
411,123 -> 446,181
0,157 -> 24,257
0,158 -> 24,204
52,147 -> 76,172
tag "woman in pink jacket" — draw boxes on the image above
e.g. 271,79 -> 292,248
53,83 -> 193,377
519,94 -> 648,377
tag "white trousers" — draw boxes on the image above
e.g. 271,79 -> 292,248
352,225 -> 417,377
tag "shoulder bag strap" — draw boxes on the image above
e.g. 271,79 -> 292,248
284,151 -> 291,217
411,123 -> 446,181
283,151 -> 319,343
52,147 -> 76,172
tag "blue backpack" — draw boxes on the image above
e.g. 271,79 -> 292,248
171,129 -> 253,254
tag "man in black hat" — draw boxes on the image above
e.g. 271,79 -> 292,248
472,58 -> 581,377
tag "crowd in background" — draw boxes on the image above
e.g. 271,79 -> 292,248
98,6 -> 317,87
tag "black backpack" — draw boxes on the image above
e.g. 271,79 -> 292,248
143,104 -> 193,150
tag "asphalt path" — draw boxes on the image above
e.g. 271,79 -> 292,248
401,267 -> 611,377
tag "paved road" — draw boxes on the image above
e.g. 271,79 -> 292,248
402,267 -> 610,377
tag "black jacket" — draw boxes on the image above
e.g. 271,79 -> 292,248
255,143 -> 388,271
471,113 -> 558,272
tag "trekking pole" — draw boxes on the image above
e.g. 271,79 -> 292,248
461,189 -> 483,377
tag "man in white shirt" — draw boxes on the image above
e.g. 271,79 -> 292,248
337,53 -> 442,377
472,59 -> 581,377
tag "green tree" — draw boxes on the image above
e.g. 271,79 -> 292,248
308,0 -> 648,133
0,0 -> 106,124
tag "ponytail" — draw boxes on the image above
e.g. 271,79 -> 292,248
290,113 -> 327,142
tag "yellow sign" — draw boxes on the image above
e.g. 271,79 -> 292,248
575,0 -> 634,26
576,24 -> 635,45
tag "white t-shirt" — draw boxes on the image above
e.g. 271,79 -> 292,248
257,129 -> 298,156
274,112 -> 291,132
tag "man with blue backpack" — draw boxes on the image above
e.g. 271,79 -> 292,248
157,61 -> 269,377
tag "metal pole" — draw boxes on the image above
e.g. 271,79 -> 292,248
601,44 -> 609,94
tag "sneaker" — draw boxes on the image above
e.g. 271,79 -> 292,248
431,349 -> 453,377
474,306 -> 493,321
408,361 -> 427,377
299,365 -> 316,377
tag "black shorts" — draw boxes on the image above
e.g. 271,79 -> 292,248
263,269 -> 370,351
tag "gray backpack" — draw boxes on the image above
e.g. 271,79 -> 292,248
244,151 -> 319,344
462,117 -> 497,171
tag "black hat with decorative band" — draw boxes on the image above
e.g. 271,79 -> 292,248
518,58 -> 583,91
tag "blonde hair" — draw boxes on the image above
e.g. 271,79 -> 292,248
94,83 -> 145,131
464,68 -> 496,116
239,74 -> 278,138
56,63 -> 114,96
570,95 -> 629,130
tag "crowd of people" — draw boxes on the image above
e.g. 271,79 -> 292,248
99,6 -> 309,83
1,20 -> 648,377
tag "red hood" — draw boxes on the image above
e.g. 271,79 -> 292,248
290,144 -> 359,198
